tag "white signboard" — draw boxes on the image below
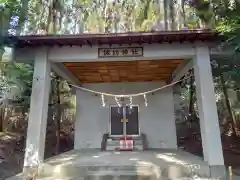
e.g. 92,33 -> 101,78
98,47 -> 143,58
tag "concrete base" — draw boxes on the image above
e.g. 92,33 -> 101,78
35,149 -> 212,180
23,166 -> 38,174
209,165 -> 226,180
6,150 -> 239,180
8,166 -> 39,180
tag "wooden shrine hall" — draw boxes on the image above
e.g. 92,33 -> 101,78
8,30 -> 228,179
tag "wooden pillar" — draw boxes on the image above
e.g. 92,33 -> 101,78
23,48 -> 51,173
194,45 -> 225,178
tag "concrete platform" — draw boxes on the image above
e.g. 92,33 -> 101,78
6,149 -> 240,180
36,149 -> 213,180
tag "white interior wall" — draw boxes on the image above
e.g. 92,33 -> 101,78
74,81 -> 177,149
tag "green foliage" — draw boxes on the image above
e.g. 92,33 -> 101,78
0,62 -> 33,107
0,0 -> 239,127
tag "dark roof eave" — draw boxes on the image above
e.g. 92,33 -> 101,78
6,30 -> 225,48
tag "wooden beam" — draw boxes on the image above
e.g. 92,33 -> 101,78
172,59 -> 193,82
51,63 -> 81,85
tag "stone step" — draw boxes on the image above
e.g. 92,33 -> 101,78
36,175 -> 165,180
106,138 -> 143,151
109,136 -> 142,141
36,177 -> 84,180
106,140 -> 119,145
107,141 -> 142,147
87,165 -> 154,172
36,176 -> 198,180
39,165 -> 156,177
134,140 -> 143,145
106,146 -> 143,151
133,145 -> 143,150
37,175 -> 196,180
85,176 -> 201,180
85,174 -> 155,180
107,139 -> 142,143
7,174 -> 198,180
38,163 -> 192,179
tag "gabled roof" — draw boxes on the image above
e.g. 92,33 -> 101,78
7,30 -> 224,48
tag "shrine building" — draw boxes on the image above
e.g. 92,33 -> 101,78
9,30 -> 228,178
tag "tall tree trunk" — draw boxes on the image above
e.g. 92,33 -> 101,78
0,10 -> 5,60
52,7 -> 60,154
16,0 -> 29,35
59,11 -> 63,31
220,75 -> 237,137
53,10 -> 57,34
158,0 -> 163,27
0,49 -> 3,61
169,0 -> 175,30
35,5 -> 46,34
188,70 -> 195,129
181,0 -> 186,27
0,64 -> 5,131
164,0 -> 168,30
46,4 -> 52,33
103,0 -> 108,33
237,89 -> 240,101
223,0 -> 229,11
0,107 -> 4,131
113,3 -> 118,33
55,76 -> 61,154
